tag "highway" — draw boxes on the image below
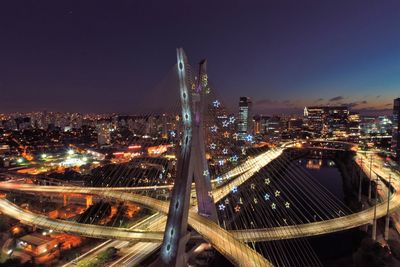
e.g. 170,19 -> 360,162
4,166 -> 398,244
0,197 -> 164,242
3,145 -> 395,266
62,213 -> 166,267
0,150 -> 280,267
107,214 -> 166,267
231,150 -> 399,242
212,149 -> 283,202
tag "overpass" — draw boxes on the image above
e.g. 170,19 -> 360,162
0,147 -> 397,243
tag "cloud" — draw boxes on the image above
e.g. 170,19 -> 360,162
354,107 -> 392,116
341,100 -> 368,108
329,96 -> 344,102
346,102 -> 359,108
314,98 -> 324,103
342,102 -> 358,108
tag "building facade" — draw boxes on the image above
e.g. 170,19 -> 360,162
304,106 -> 350,137
392,98 -> 400,160
238,97 -> 252,139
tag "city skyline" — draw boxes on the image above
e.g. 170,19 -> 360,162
2,2 -> 400,267
1,1 -> 400,114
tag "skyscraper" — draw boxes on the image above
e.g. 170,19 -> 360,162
96,120 -> 113,146
391,98 -> 400,160
304,106 -> 349,137
238,97 -> 252,140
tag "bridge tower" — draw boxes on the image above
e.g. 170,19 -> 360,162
156,48 -> 217,267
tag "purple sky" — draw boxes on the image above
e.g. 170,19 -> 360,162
0,1 -> 399,115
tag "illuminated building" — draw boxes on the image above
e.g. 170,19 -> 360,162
392,98 -> 400,160
304,106 -> 349,137
360,116 -> 392,136
348,112 -> 361,137
304,106 -> 325,133
96,120 -> 112,146
17,233 -> 59,257
147,144 -> 172,156
238,97 -> 252,140
253,115 -> 282,136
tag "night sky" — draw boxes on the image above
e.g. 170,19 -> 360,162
0,1 -> 399,114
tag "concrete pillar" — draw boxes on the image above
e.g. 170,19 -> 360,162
385,215 -> 390,240
368,156 -> 372,202
358,162 -> 362,203
155,49 -> 217,267
372,177 -> 379,241
372,219 -> 377,241
368,181 -> 372,202
384,174 -> 392,241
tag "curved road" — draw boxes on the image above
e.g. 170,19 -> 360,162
0,198 -> 164,242
1,145 -> 395,266
1,151 -> 397,237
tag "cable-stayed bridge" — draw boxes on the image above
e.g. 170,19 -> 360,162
0,49 -> 396,267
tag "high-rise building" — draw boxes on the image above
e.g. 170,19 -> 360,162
348,112 -> 361,137
96,120 -> 113,146
304,106 -> 325,133
360,115 -> 392,135
391,98 -> 400,160
304,106 -> 349,137
252,115 -> 283,141
238,97 -> 252,140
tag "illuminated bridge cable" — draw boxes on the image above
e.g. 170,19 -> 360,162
250,148 -> 350,222
216,155 -> 322,267
275,152 -> 352,217
79,64 -> 185,229
205,90 -> 342,266
204,85 -> 324,265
